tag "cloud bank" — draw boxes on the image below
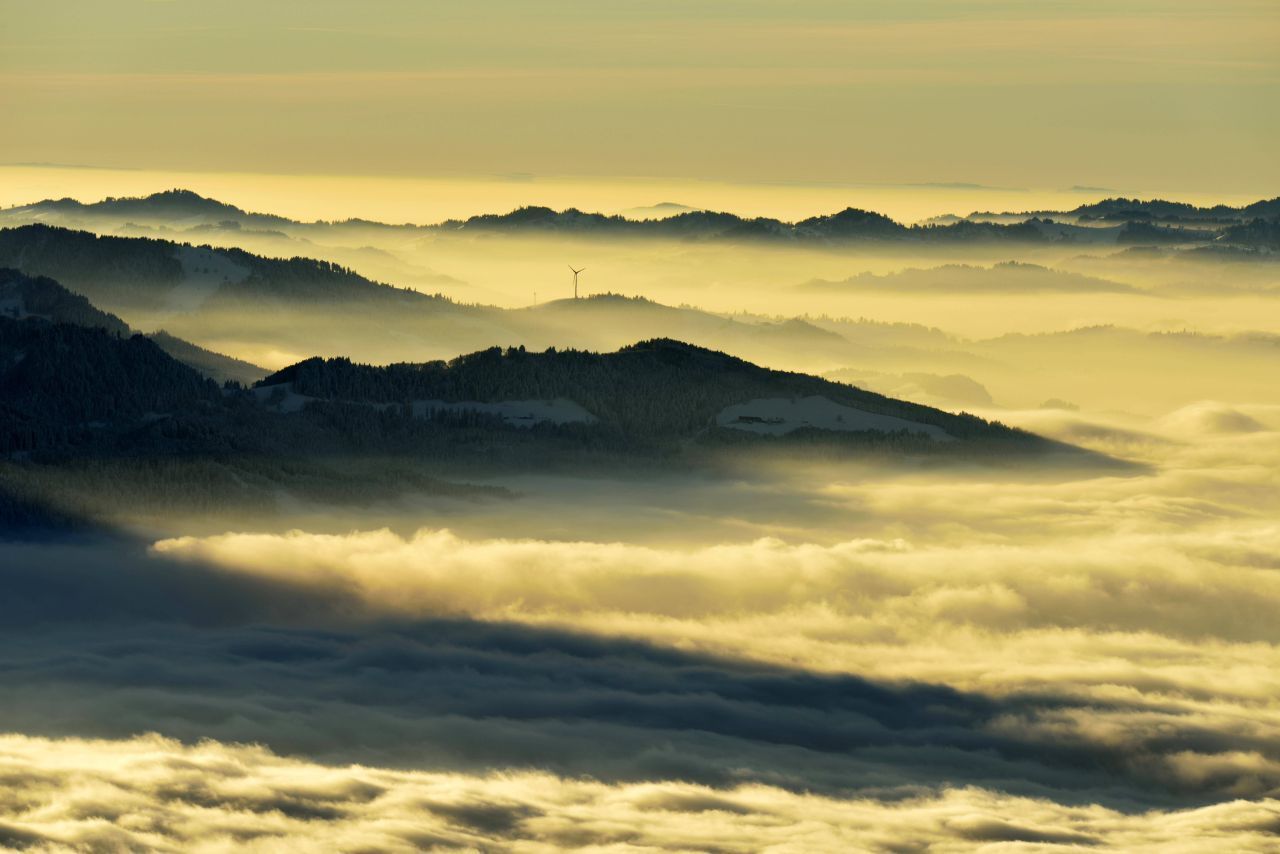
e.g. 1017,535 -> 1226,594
2,734 -> 1279,853
2,404 -> 1279,848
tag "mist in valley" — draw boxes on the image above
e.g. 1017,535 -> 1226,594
3,0 -> 1279,843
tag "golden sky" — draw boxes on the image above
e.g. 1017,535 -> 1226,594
2,0 -> 1278,211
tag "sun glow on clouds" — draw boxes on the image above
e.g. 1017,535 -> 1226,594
3,734 -> 1278,853
2,418 -> 1279,848
148,420 -> 1280,680
110,419 -> 1280,832
147,519 -> 1280,728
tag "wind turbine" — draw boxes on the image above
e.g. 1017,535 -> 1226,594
569,265 -> 585,299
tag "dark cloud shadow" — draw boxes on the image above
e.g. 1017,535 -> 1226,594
0,537 -> 1274,813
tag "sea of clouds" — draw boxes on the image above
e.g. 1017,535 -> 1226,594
2,403 -> 1279,849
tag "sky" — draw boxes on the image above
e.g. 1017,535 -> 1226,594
2,0 -> 1277,220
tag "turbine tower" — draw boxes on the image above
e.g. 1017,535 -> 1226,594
569,265 -> 585,299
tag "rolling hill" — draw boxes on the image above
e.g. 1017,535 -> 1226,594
0,227 -> 873,368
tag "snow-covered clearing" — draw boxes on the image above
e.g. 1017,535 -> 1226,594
168,247 -> 250,313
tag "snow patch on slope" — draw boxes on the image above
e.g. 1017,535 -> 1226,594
168,247 -> 250,312
717,396 -> 952,441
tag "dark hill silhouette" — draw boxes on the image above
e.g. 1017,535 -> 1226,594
1117,221 -> 1215,244
796,208 -> 907,239
0,224 -> 461,314
6,189 -> 291,229
0,318 -> 220,444
261,338 -> 1026,445
1071,196 -> 1280,223
8,189 -> 1272,247
0,316 -> 1074,463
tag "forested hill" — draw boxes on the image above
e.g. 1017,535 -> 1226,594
438,206 -> 1108,243
414,202 -> 1271,245
263,339 -> 1021,442
0,318 -> 1061,461
0,318 -> 221,437
0,224 -> 459,313
9,189 -> 290,228
0,268 -> 130,336
443,205 -> 912,241
1067,196 -> 1280,223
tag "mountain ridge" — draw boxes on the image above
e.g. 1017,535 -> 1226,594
6,190 -> 1276,247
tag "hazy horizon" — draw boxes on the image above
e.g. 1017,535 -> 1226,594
3,163 -> 1276,226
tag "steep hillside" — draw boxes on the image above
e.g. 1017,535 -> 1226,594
1,189 -> 291,230
0,268 -> 131,335
0,269 -> 267,384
